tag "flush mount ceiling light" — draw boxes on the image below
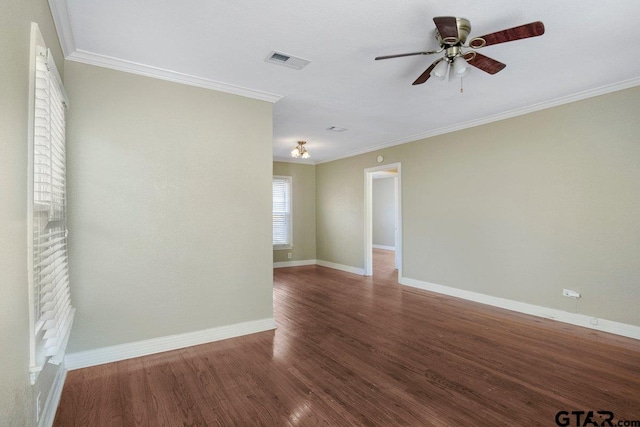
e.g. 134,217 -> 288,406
291,141 -> 310,159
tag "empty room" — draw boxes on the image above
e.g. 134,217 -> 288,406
2,0 -> 640,426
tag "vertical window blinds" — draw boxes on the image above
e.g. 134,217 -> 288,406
29,34 -> 74,382
272,176 -> 292,247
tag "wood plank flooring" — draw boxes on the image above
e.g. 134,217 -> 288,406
54,249 -> 640,426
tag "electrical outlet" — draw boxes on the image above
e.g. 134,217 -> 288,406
562,289 -> 580,298
287,253 -> 292,259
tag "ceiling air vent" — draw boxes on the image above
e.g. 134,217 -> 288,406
265,51 -> 310,70
327,126 -> 348,132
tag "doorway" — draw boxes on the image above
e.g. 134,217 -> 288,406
364,162 -> 401,278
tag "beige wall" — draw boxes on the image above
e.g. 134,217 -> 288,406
317,87 -> 640,327
273,162 -> 316,262
0,0 -> 66,424
64,62 -> 274,353
316,158 -> 366,269
373,177 -> 395,248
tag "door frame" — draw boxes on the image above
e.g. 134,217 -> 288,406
364,162 -> 402,277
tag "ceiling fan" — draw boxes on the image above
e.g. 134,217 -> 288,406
375,17 -> 545,85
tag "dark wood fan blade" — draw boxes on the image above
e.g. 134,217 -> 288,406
412,59 -> 443,85
375,50 -> 440,60
433,16 -> 459,44
464,52 -> 506,75
469,21 -> 545,48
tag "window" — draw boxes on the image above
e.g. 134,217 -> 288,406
28,23 -> 74,384
272,176 -> 292,249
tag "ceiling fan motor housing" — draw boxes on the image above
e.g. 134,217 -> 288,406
435,17 -> 471,46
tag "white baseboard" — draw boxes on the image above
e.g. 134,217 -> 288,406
372,244 -> 395,251
65,317 -> 277,370
38,363 -> 67,427
316,260 -> 365,276
274,259 -> 317,268
273,259 -> 365,276
399,276 -> 640,340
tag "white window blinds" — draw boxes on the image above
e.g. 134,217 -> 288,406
28,24 -> 74,383
272,176 -> 292,248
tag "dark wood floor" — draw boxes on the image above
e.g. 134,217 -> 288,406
55,249 -> 640,426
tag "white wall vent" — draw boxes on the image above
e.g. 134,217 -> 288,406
265,51 -> 310,70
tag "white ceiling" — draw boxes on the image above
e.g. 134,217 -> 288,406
54,0 -> 640,163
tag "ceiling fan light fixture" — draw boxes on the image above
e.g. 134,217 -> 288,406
375,17 -> 545,88
452,55 -> 469,78
430,60 -> 449,80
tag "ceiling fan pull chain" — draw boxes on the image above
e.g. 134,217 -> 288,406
460,77 -> 464,93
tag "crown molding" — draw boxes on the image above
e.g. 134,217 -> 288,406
47,1 -> 282,103
315,77 -> 640,165
67,50 -> 283,103
48,0 -> 76,56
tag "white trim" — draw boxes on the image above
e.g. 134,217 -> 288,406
47,0 -> 76,56
273,245 -> 293,250
315,77 -> 640,165
274,259 -> 368,274
65,318 -> 276,370
273,175 -> 293,248
38,364 -> 67,427
27,22 -> 43,385
316,260 -> 365,276
372,244 -> 395,251
364,163 -> 402,277
371,171 -> 397,179
393,176 -> 400,269
47,0 -> 282,102
274,259 -> 317,268
399,276 -> 640,341
65,49 -> 283,103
